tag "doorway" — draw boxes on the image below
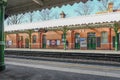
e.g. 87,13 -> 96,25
74,33 -> 80,49
42,35 -> 46,48
25,38 -> 29,48
87,33 -> 96,50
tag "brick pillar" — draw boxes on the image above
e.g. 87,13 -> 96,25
70,30 -> 74,49
109,28 -> 112,50
16,34 -> 19,48
39,32 -> 42,48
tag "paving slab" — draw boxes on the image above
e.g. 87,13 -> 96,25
0,64 -> 120,80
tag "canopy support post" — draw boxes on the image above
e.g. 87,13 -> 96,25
0,0 -> 7,71
114,23 -> 119,51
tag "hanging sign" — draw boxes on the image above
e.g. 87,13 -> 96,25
50,40 -> 57,46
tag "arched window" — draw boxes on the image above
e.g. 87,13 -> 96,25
32,35 -> 37,43
101,32 -> 108,43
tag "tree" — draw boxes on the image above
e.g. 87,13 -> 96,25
26,12 -> 35,23
98,0 -> 109,11
98,0 -> 120,11
74,1 -> 94,15
38,9 -> 59,21
6,14 -> 24,25
114,0 -> 120,9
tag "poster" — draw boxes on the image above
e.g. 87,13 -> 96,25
47,40 -> 50,46
57,40 -> 60,45
80,38 -> 87,47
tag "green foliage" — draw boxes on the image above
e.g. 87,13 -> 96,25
114,22 -> 119,33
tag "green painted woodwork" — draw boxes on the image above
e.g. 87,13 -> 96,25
63,26 -> 69,50
27,30 -> 33,49
74,33 -> 80,49
63,32 -> 66,50
115,32 -> 118,51
42,35 -> 46,49
25,38 -> 29,48
0,0 -> 7,71
42,43 -> 46,48
87,37 -> 96,50
87,33 -> 96,50
114,23 -> 119,51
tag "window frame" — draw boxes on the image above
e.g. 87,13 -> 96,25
32,35 -> 37,44
101,32 -> 108,44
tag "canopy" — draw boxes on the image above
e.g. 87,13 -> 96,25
5,12 -> 120,32
6,0 -> 88,15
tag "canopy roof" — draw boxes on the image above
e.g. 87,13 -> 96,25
6,0 -> 88,15
5,12 -> 120,32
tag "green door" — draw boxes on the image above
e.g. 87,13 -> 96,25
42,35 -> 46,48
25,38 -> 29,48
87,33 -> 96,50
75,33 -> 80,49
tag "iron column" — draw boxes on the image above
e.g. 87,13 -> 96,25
0,0 -> 7,71
114,22 -> 119,51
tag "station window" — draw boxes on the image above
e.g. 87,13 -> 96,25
101,32 -> 108,43
32,35 -> 37,43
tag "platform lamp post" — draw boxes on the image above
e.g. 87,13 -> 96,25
0,0 -> 7,71
114,22 -> 119,51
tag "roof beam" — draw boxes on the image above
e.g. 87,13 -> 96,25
32,0 -> 44,6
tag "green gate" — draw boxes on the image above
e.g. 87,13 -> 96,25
25,38 -> 29,48
87,33 -> 96,50
113,33 -> 120,50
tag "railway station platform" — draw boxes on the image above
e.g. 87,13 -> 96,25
5,48 -> 120,54
1,57 -> 120,80
5,48 -> 120,66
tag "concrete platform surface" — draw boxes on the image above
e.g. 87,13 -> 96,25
0,64 -> 120,80
1,58 -> 120,80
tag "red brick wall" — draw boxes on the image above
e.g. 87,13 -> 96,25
6,27 -> 120,50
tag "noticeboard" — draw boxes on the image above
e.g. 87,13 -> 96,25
57,40 -> 60,45
80,38 -> 87,47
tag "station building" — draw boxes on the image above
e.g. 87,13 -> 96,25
5,2 -> 120,50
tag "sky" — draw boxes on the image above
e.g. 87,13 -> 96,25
5,0 -> 120,25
